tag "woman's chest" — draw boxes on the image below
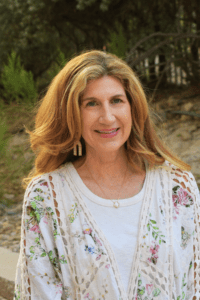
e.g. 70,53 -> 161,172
80,172 -> 146,200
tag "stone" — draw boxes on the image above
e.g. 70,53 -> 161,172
3,194 -> 15,200
182,102 -> 193,111
167,96 -> 177,107
8,134 -> 27,147
181,115 -> 192,121
180,131 -> 191,141
24,152 -> 34,161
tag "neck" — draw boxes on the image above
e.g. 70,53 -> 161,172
81,148 -> 130,182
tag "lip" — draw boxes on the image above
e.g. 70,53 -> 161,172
95,127 -> 119,132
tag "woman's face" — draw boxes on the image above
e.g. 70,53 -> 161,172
80,75 -> 132,157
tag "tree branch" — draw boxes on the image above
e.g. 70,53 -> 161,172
126,31 -> 200,67
165,110 -> 200,118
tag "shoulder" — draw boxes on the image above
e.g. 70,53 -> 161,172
165,162 -> 200,214
24,172 -> 54,213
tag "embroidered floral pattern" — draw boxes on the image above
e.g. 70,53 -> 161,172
176,273 -> 187,300
172,186 -> 194,220
180,226 -> 193,249
136,273 -> 161,299
68,203 -> 80,223
147,216 -> 166,246
83,227 -> 107,261
147,241 -> 160,265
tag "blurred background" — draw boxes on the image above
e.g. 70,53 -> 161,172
0,1 -> 200,297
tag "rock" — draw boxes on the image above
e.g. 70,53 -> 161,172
180,131 -> 191,141
5,203 -> 22,216
187,124 -> 197,132
182,102 -> 193,111
3,194 -> 15,200
181,140 -> 200,161
24,152 -> 34,161
8,134 -> 27,147
0,204 -> 6,216
167,96 -> 178,107
181,115 -> 192,121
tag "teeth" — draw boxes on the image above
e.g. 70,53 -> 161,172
98,128 -> 118,134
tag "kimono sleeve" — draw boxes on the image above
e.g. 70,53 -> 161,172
14,175 -> 72,300
192,174 -> 200,299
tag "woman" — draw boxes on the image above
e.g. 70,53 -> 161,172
14,50 -> 200,299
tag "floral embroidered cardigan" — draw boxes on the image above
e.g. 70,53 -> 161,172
14,160 -> 200,299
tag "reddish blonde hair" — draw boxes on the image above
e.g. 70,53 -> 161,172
21,49 -> 191,189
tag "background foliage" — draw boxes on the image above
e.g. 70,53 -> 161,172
0,0 -> 199,100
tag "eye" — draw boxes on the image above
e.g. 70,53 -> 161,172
86,101 -> 97,107
86,98 -> 123,107
113,98 -> 123,104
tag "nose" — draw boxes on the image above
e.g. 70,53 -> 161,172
98,103 -> 116,123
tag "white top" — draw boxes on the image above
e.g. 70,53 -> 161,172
14,160 -> 200,299
68,162 -> 147,293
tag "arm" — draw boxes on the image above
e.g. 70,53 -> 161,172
14,176 -> 74,299
168,161 -> 200,299
192,174 -> 200,300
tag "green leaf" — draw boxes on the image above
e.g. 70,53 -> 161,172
139,286 -> 145,295
138,279 -> 142,286
153,226 -> 159,230
29,246 -> 34,254
152,288 -> 161,296
35,237 -> 40,243
152,231 -> 155,237
147,224 -> 150,231
155,234 -> 158,240
172,186 -> 179,193
35,212 -> 40,222
177,296 -> 181,300
150,219 -> 156,224
41,252 -> 47,257
48,250 -> 53,257
31,201 -> 37,209
159,239 -> 162,245
182,291 -> 185,299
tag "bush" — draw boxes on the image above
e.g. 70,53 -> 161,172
107,22 -> 127,60
1,50 -> 38,105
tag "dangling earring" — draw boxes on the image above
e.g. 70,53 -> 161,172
73,141 -> 82,156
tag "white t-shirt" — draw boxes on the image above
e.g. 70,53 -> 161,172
68,162 -> 147,293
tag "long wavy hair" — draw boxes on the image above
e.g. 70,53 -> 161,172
21,49 -> 191,190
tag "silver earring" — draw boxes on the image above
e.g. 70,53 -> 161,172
73,141 -> 82,156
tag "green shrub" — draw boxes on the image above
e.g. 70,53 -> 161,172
46,48 -> 67,80
1,50 -> 38,105
107,22 -> 127,60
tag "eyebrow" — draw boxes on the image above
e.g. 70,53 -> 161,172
82,94 -> 126,102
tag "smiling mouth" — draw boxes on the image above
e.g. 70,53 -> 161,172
95,128 -> 120,134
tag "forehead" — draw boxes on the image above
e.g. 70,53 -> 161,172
83,76 -> 126,96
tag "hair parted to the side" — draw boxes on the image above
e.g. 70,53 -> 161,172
21,49 -> 191,190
